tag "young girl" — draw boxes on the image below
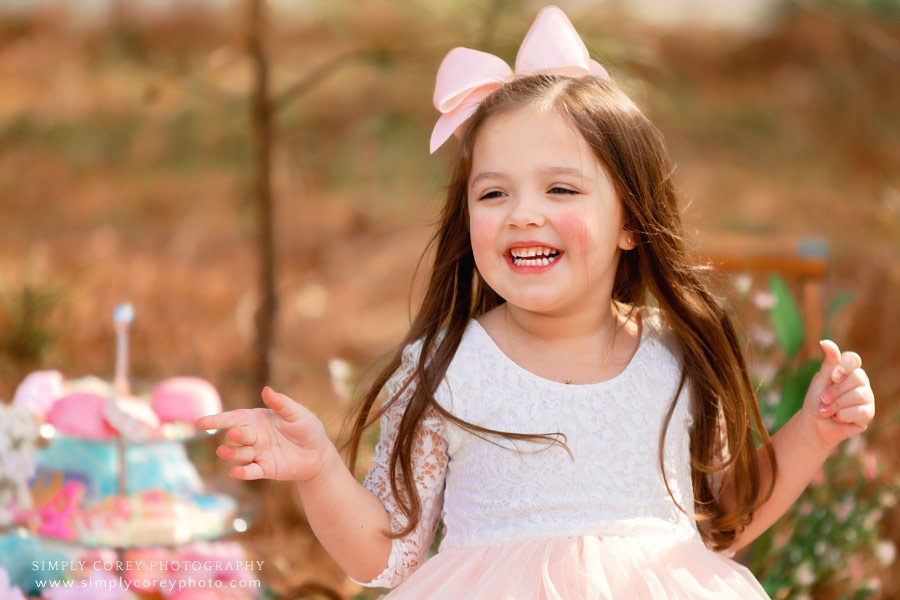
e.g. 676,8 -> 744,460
198,6 -> 876,598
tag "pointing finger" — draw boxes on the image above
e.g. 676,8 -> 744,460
261,386 -> 309,423
197,410 -> 247,431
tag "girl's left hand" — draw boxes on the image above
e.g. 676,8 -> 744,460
801,339 -> 875,450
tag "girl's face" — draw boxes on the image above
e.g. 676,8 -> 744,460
467,104 -> 631,316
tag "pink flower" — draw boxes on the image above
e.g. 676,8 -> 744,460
811,467 -> 825,487
835,497 -> 855,522
752,291 -> 776,310
0,566 -> 27,600
750,325 -> 776,348
863,452 -> 878,481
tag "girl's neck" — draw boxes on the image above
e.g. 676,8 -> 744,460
504,299 -> 623,353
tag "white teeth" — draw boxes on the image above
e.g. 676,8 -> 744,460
512,254 -> 560,267
511,246 -> 558,259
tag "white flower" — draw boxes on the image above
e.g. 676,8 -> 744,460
880,490 -> 897,508
875,540 -> 896,566
733,273 -> 753,296
795,561 -> 815,586
835,497 -> 854,522
752,290 -> 776,310
842,435 -> 862,456
862,508 -> 883,530
752,360 -> 777,382
328,358 -> 353,405
750,325 -> 776,348
0,405 -> 38,527
866,577 -> 882,591
814,540 -> 827,556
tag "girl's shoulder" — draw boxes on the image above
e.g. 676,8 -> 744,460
397,328 -> 450,368
641,304 -> 666,335
640,305 -> 685,368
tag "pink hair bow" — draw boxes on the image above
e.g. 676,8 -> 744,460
430,5 -> 610,154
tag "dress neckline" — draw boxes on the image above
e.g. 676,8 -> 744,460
469,307 -> 651,390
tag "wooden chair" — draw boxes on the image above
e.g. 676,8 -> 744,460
691,231 -> 830,362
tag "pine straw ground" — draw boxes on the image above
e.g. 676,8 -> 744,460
0,2 -> 898,598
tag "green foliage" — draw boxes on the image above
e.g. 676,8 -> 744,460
0,276 -> 62,370
727,271 -> 898,598
768,273 -> 805,360
773,359 -> 819,433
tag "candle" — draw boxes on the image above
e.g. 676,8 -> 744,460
112,303 -> 134,398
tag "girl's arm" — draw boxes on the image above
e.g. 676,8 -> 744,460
722,339 -> 874,553
338,337 -> 449,588
199,338 -> 449,585
722,410 -> 832,553
295,393 -> 449,587
198,389 -> 398,582
294,442 -> 395,583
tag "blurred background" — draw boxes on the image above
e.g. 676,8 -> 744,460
0,0 -> 898,598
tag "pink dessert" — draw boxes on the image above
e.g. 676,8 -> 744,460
103,395 -> 160,441
46,392 -> 118,439
151,377 -> 222,424
13,370 -> 64,420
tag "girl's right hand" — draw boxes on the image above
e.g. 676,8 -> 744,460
196,386 -> 334,483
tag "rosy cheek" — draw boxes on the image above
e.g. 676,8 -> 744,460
468,216 -> 496,257
557,212 -> 590,257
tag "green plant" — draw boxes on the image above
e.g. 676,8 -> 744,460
0,276 -> 63,371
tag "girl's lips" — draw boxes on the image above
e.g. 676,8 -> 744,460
504,251 -> 564,274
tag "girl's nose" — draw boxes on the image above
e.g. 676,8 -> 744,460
505,194 -> 545,229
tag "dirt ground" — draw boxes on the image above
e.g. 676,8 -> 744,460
0,2 -> 898,598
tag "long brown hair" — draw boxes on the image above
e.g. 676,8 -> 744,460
337,74 -> 776,554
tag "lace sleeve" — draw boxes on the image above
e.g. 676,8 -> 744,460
348,339 -> 450,589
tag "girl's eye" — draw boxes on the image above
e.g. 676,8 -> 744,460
550,186 -> 577,195
479,190 -> 505,200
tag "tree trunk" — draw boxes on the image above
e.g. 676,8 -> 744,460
248,0 -> 277,398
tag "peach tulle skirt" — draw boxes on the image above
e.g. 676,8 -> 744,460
378,533 -> 771,600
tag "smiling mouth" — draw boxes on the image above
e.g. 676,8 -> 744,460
507,249 -> 563,267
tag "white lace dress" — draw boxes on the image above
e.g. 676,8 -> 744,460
348,306 -> 771,599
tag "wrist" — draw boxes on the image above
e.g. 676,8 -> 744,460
795,410 -> 837,456
296,442 -> 342,490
